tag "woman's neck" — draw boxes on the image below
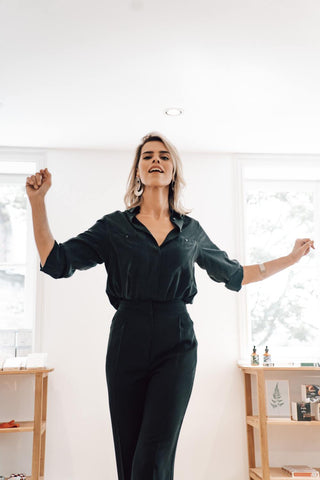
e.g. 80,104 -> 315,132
139,186 -> 170,219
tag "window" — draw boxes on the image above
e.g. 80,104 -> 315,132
239,158 -> 320,363
0,153 -> 43,358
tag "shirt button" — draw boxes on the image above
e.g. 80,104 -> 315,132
125,234 -> 129,238
185,238 -> 189,242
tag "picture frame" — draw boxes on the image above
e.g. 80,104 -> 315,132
265,379 -> 291,418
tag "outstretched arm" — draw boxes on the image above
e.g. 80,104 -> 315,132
26,168 -> 55,267
242,238 -> 315,285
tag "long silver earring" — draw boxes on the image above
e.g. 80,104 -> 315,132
134,177 -> 144,196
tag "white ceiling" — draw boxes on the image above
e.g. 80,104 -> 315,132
1,0 -> 320,153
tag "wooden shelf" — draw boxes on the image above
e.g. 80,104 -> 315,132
250,467 -> 320,479
0,420 -> 46,434
241,366 -> 320,479
0,368 -> 54,375
5,472 -> 32,480
4,477 -> 43,480
1,369 -> 53,479
247,415 -> 320,428
239,365 -> 320,373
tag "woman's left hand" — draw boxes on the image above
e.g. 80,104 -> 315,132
290,238 -> 315,263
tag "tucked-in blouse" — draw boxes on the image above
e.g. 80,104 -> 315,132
40,205 -> 243,310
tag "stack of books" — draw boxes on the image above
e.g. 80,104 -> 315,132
282,465 -> 319,478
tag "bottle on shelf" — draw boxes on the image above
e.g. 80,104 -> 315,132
251,346 -> 259,365
263,345 -> 272,366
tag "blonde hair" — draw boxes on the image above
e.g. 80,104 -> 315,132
124,132 -> 191,215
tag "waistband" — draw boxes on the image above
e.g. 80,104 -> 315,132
118,298 -> 187,314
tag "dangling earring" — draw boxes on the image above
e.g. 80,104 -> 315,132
170,179 -> 175,190
134,177 -> 144,196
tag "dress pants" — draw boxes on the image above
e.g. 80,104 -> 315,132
105,298 -> 198,480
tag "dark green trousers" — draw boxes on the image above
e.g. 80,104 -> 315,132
105,299 -> 198,480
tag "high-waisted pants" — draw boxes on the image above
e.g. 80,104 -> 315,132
105,298 -> 198,480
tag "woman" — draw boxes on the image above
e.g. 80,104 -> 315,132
26,132 -> 314,480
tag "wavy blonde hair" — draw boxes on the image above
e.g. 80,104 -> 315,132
124,132 -> 191,215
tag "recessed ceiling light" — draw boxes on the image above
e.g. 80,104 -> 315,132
164,108 -> 183,116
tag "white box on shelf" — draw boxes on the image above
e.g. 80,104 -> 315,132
3,357 -> 24,370
26,353 -> 48,369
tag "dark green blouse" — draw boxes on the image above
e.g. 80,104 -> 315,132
40,205 -> 243,309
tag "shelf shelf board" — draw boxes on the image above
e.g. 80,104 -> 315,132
5,477 -> 32,480
4,475 -> 44,479
0,367 -> 54,375
0,420 -> 46,434
250,467 -> 320,479
4,477 -> 43,480
247,415 -> 320,428
239,365 -> 320,372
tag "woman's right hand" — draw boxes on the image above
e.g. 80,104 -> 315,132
26,168 -> 52,200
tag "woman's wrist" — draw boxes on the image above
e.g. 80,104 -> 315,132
28,194 -> 46,207
287,252 -> 298,266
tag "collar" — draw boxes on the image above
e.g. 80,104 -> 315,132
125,205 -> 184,232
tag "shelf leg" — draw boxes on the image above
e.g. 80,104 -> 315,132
40,374 -> 48,477
257,370 -> 270,480
31,373 -> 44,480
244,372 -> 256,471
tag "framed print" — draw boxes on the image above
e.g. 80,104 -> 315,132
265,379 -> 291,418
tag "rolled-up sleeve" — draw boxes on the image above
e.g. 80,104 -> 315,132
195,221 -> 243,292
40,216 -> 108,279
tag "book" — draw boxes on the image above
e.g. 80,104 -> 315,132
300,362 -> 320,367
282,465 -> 319,477
314,402 -> 320,421
301,384 -> 320,403
291,402 -> 311,421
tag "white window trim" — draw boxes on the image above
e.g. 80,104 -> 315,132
233,153 -> 320,363
0,148 -> 47,353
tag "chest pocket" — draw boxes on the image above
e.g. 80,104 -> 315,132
111,231 -> 141,249
179,235 -> 197,248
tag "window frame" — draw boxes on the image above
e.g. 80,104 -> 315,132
234,154 -> 320,363
0,148 -> 46,353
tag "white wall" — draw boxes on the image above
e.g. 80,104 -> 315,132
0,148 -> 248,479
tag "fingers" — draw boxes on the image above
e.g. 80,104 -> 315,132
302,240 -> 315,251
295,238 -> 315,249
36,172 -> 42,186
26,174 -> 40,190
291,238 -> 315,262
298,239 -> 315,256
26,168 -> 50,190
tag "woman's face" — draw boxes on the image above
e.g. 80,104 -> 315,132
136,141 -> 174,189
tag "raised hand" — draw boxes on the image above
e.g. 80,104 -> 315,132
26,168 -> 52,200
290,238 -> 315,263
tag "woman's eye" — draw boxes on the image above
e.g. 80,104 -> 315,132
143,156 -> 151,160
161,156 -> 169,160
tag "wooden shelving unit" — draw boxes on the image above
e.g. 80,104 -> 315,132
250,467 -> 320,480
0,368 -> 54,480
239,365 -> 320,480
